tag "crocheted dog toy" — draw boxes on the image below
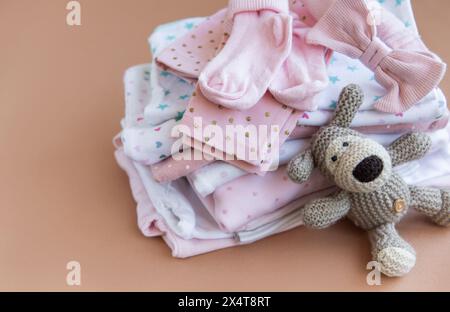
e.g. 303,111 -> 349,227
287,84 -> 450,277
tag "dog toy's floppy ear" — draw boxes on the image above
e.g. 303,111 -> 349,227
387,132 -> 432,167
330,84 -> 364,128
287,149 -> 315,184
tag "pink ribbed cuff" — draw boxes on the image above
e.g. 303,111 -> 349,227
228,0 -> 289,18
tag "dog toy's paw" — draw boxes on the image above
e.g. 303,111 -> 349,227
433,190 -> 450,227
377,247 -> 416,277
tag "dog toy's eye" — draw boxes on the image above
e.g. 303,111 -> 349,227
343,142 -> 349,147
331,156 -> 338,162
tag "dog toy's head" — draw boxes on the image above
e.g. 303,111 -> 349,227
288,84 -> 393,193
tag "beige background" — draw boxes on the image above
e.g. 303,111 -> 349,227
0,0 -> 449,292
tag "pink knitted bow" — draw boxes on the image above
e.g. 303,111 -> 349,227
307,0 -> 447,113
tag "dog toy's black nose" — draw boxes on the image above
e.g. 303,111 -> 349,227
352,156 -> 384,183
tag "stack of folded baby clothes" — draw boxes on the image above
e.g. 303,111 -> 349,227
114,0 -> 450,258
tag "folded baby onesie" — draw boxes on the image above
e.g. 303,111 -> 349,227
118,147 -> 332,241
123,60 -> 300,171
145,17 -> 204,126
156,9 -> 229,80
122,64 -> 152,128
124,20 -> 203,129
144,64 -> 194,126
119,63 -> 184,165
188,138 -> 311,197
116,149 -> 334,255
290,117 -> 449,139
149,17 -> 205,58
195,167 -> 331,232
115,149 -> 237,257
121,118 -> 182,165
298,89 -> 448,127
150,149 -> 212,183
179,86 -> 301,169
149,140 -> 294,183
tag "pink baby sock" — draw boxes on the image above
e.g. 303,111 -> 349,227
198,0 -> 292,110
269,17 -> 329,111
